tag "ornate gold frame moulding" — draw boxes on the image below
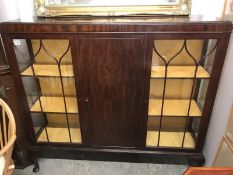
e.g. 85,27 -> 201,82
35,0 -> 192,17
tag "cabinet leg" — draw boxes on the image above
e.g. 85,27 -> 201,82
187,154 -> 205,166
32,154 -> 40,173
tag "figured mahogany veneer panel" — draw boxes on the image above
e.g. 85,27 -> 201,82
1,19 -> 232,33
77,36 -> 146,147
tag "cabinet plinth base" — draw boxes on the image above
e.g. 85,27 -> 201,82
30,146 -> 205,166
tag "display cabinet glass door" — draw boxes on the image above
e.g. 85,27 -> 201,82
146,39 -> 217,149
13,39 -> 81,144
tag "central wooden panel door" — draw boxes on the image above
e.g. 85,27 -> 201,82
76,35 -> 146,148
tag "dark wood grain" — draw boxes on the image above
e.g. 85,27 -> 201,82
73,36 -> 90,146
0,38 -> 31,167
0,68 -> 31,168
141,34 -> 153,148
0,18 -> 232,34
31,144 -> 205,166
0,38 -> 7,66
77,35 -> 146,147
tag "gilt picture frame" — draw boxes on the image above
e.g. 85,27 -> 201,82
35,0 -> 192,17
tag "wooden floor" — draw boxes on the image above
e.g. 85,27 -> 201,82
146,131 -> 195,148
38,127 -> 82,143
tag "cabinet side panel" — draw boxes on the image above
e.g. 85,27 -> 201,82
196,34 -> 231,151
1,35 -> 31,167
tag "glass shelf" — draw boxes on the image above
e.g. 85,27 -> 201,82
148,99 -> 202,117
31,96 -> 78,114
146,131 -> 195,148
21,64 -> 74,77
151,66 -> 210,79
37,126 -> 81,143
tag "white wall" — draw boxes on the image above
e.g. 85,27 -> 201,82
0,0 -> 19,22
15,0 -> 34,21
0,0 -> 34,22
191,0 -> 225,19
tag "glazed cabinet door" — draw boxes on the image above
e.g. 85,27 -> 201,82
76,35 -> 146,148
3,36 -> 84,145
145,35 -> 230,151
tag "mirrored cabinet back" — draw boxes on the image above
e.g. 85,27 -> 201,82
0,17 -> 232,168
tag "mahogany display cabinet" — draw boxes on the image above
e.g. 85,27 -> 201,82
0,17 -> 232,170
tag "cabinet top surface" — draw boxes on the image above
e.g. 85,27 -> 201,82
0,16 -> 232,33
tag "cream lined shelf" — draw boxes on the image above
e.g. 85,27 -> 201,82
31,96 -> 78,113
148,99 -> 202,117
37,127 -> 82,143
21,64 -> 74,77
151,66 -> 210,79
146,131 -> 195,148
